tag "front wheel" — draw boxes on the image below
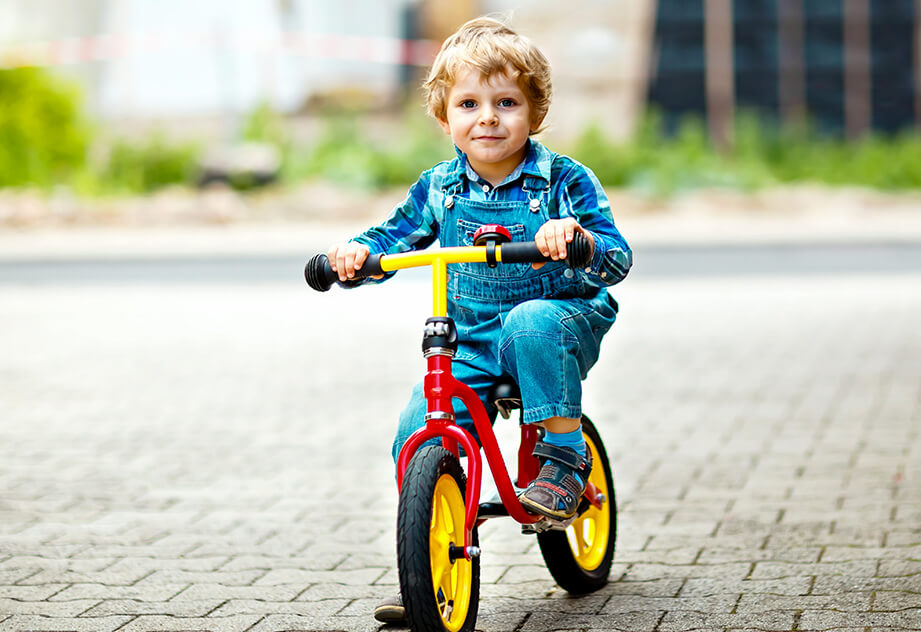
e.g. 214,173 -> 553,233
398,446 -> 480,632
536,415 -> 616,594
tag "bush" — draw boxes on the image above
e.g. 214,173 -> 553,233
569,110 -> 921,194
0,67 -> 90,188
100,133 -> 201,193
290,110 -> 450,189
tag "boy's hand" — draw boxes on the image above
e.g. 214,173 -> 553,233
532,218 -> 595,269
328,241 -> 372,282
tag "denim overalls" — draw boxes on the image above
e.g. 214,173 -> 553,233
391,161 -> 618,462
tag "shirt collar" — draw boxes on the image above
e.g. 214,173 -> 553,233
454,139 -> 552,189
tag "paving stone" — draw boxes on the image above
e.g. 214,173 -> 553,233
798,609 -> 921,630
49,583 -> 188,602
80,598 -> 224,616
244,613 -> 378,632
130,569 -> 266,586
115,614 -> 263,631
680,577 -> 813,597
811,574 -> 921,594
521,611 -> 661,632
601,594 -> 737,614
620,562 -> 751,582
0,615 -> 133,631
209,598 -> 349,616
697,546 -> 821,564
0,584 -> 67,600
657,610 -> 796,631
736,591 -> 873,612
0,598 -> 100,616
175,583 -> 306,602
252,567 -> 385,586
750,559 -> 879,579
605,578 -> 683,598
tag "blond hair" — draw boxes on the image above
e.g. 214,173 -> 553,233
423,16 -> 552,134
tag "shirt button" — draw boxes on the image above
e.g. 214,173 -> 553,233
481,184 -> 490,193
529,199 -> 541,212
564,268 -> 574,279
584,267 -> 592,273
601,271 -> 608,279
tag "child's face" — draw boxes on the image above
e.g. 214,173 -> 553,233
438,67 -> 539,185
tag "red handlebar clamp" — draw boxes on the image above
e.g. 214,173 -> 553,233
473,225 -> 512,268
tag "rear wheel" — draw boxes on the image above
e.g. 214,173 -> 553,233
398,446 -> 479,632
536,415 -> 616,594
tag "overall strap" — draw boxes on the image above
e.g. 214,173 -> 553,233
440,159 -> 466,208
521,164 -> 556,218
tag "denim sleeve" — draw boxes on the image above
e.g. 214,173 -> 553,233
340,170 -> 439,287
557,163 -> 632,286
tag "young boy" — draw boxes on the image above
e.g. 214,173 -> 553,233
325,16 -> 631,622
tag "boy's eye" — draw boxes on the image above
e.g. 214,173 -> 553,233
498,98 -> 516,107
460,100 -> 477,109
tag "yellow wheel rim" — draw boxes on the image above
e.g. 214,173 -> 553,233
430,473 -> 472,632
565,434 -> 610,571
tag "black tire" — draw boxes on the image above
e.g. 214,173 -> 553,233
536,415 -> 616,594
398,446 -> 480,632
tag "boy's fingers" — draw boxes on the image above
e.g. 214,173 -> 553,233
535,231 -> 549,257
555,227 -> 568,259
354,248 -> 368,270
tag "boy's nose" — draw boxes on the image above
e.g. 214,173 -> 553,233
478,106 -> 498,125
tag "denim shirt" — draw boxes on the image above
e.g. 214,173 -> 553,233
350,139 -> 632,290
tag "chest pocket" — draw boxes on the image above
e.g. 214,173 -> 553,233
456,219 -> 531,279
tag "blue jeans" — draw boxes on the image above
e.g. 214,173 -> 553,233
392,291 -> 617,463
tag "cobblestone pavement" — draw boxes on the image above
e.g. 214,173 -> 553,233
1,245 -> 920,631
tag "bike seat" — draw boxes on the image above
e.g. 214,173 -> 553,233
488,377 -> 522,420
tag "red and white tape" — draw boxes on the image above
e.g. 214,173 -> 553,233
0,30 -> 439,69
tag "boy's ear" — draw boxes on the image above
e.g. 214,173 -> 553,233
437,117 -> 451,135
530,114 -> 546,133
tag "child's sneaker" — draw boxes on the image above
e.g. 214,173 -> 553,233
518,441 -> 592,519
373,594 -> 406,624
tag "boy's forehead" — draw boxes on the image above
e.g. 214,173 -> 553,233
452,65 -> 521,89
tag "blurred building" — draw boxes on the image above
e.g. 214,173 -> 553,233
2,0 -> 915,144
648,0 -> 920,142
0,0 -> 421,119
0,0 -> 655,142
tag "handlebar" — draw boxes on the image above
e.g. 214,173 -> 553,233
305,232 -> 594,293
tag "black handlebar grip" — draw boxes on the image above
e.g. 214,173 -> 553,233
500,232 -> 594,268
566,232 -> 593,269
304,253 -> 338,292
304,252 -> 387,292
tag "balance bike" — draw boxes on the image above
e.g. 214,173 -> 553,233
305,226 -> 616,632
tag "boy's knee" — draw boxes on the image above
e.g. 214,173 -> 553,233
502,300 -> 567,340
499,300 -> 576,368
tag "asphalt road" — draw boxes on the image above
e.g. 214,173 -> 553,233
1,242 -> 920,285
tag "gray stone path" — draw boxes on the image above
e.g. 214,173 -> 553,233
1,253 -> 920,631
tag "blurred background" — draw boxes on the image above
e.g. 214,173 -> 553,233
0,0 -> 919,222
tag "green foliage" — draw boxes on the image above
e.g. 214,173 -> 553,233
0,67 -> 90,188
99,133 -> 201,193
241,101 -> 289,148
569,110 -> 921,195
288,109 -> 451,189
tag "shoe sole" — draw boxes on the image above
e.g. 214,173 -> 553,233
373,605 -> 407,624
519,494 -> 578,520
